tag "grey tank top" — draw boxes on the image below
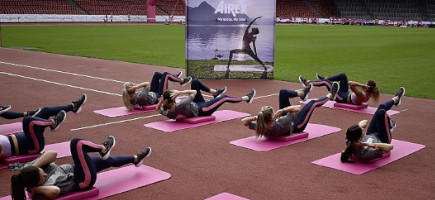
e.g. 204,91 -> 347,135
351,135 -> 383,161
28,162 -> 75,199
249,113 -> 295,138
132,87 -> 158,106
159,96 -> 199,119
175,96 -> 198,117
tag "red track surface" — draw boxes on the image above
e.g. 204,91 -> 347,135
1,48 -> 434,199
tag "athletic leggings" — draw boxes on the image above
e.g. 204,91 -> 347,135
191,79 -> 244,116
228,48 -> 265,67
16,105 -> 73,155
70,138 -> 134,190
0,111 -> 24,119
366,99 -> 394,144
310,73 -> 349,103
150,72 -> 183,97
279,89 -> 329,133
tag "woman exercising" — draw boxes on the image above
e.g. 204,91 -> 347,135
241,83 -> 339,139
341,87 -> 405,162
299,73 -> 380,105
122,71 -> 192,111
0,95 -> 86,164
11,136 -> 151,199
158,79 -> 255,119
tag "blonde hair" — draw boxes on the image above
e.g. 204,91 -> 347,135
367,80 -> 380,103
255,106 -> 274,138
122,82 -> 134,111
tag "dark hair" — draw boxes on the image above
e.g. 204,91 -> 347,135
162,90 -> 174,110
11,166 -> 40,200
366,80 -> 379,103
340,124 -> 363,163
251,27 -> 259,34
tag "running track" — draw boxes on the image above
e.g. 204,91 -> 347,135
1,48 -> 434,199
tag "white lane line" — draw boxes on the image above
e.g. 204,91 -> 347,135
0,71 -> 121,96
71,114 -> 161,131
254,93 -> 278,99
0,61 -> 279,100
0,61 -> 125,83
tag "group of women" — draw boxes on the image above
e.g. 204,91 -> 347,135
1,71 -> 405,199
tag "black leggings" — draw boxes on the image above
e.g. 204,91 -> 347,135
366,100 -> 395,143
70,138 -> 134,191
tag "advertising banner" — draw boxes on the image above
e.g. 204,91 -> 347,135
186,0 -> 276,79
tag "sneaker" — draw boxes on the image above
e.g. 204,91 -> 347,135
213,87 -> 227,98
180,76 -> 192,86
51,110 -> 66,131
27,108 -> 41,117
316,73 -> 325,80
298,75 -> 308,87
394,87 -> 405,106
72,94 -> 87,114
174,71 -> 183,79
330,82 -> 340,101
300,84 -> 313,101
246,89 -> 256,104
134,147 -> 152,167
0,105 -> 12,114
100,135 -> 116,160
390,119 -> 397,133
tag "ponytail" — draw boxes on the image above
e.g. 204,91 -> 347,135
367,80 -> 379,103
340,124 -> 363,163
162,90 -> 174,110
255,112 -> 266,138
340,144 -> 355,163
11,166 -> 40,200
122,82 -> 134,111
11,174 -> 26,200
255,106 -> 273,138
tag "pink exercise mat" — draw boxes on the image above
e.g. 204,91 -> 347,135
0,141 -> 71,170
93,105 -> 157,117
0,122 -> 22,135
311,139 -> 425,175
144,110 -> 250,132
300,99 -> 400,116
86,165 -> 171,200
230,123 -> 341,151
0,165 -> 170,200
205,193 -> 249,200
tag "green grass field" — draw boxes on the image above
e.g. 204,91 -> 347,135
2,24 -> 434,99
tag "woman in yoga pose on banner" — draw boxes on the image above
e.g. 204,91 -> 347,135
158,79 -> 255,119
0,95 -> 86,164
340,87 -> 405,162
226,16 -> 267,78
299,73 -> 380,105
10,135 -> 151,200
241,83 -> 339,140
122,71 -> 192,111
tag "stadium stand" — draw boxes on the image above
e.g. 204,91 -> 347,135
308,0 -> 336,18
276,0 -> 318,19
331,0 -> 371,19
0,0 -> 81,14
156,0 -> 185,16
428,0 -> 435,21
0,0 -> 433,22
74,0 -> 147,15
